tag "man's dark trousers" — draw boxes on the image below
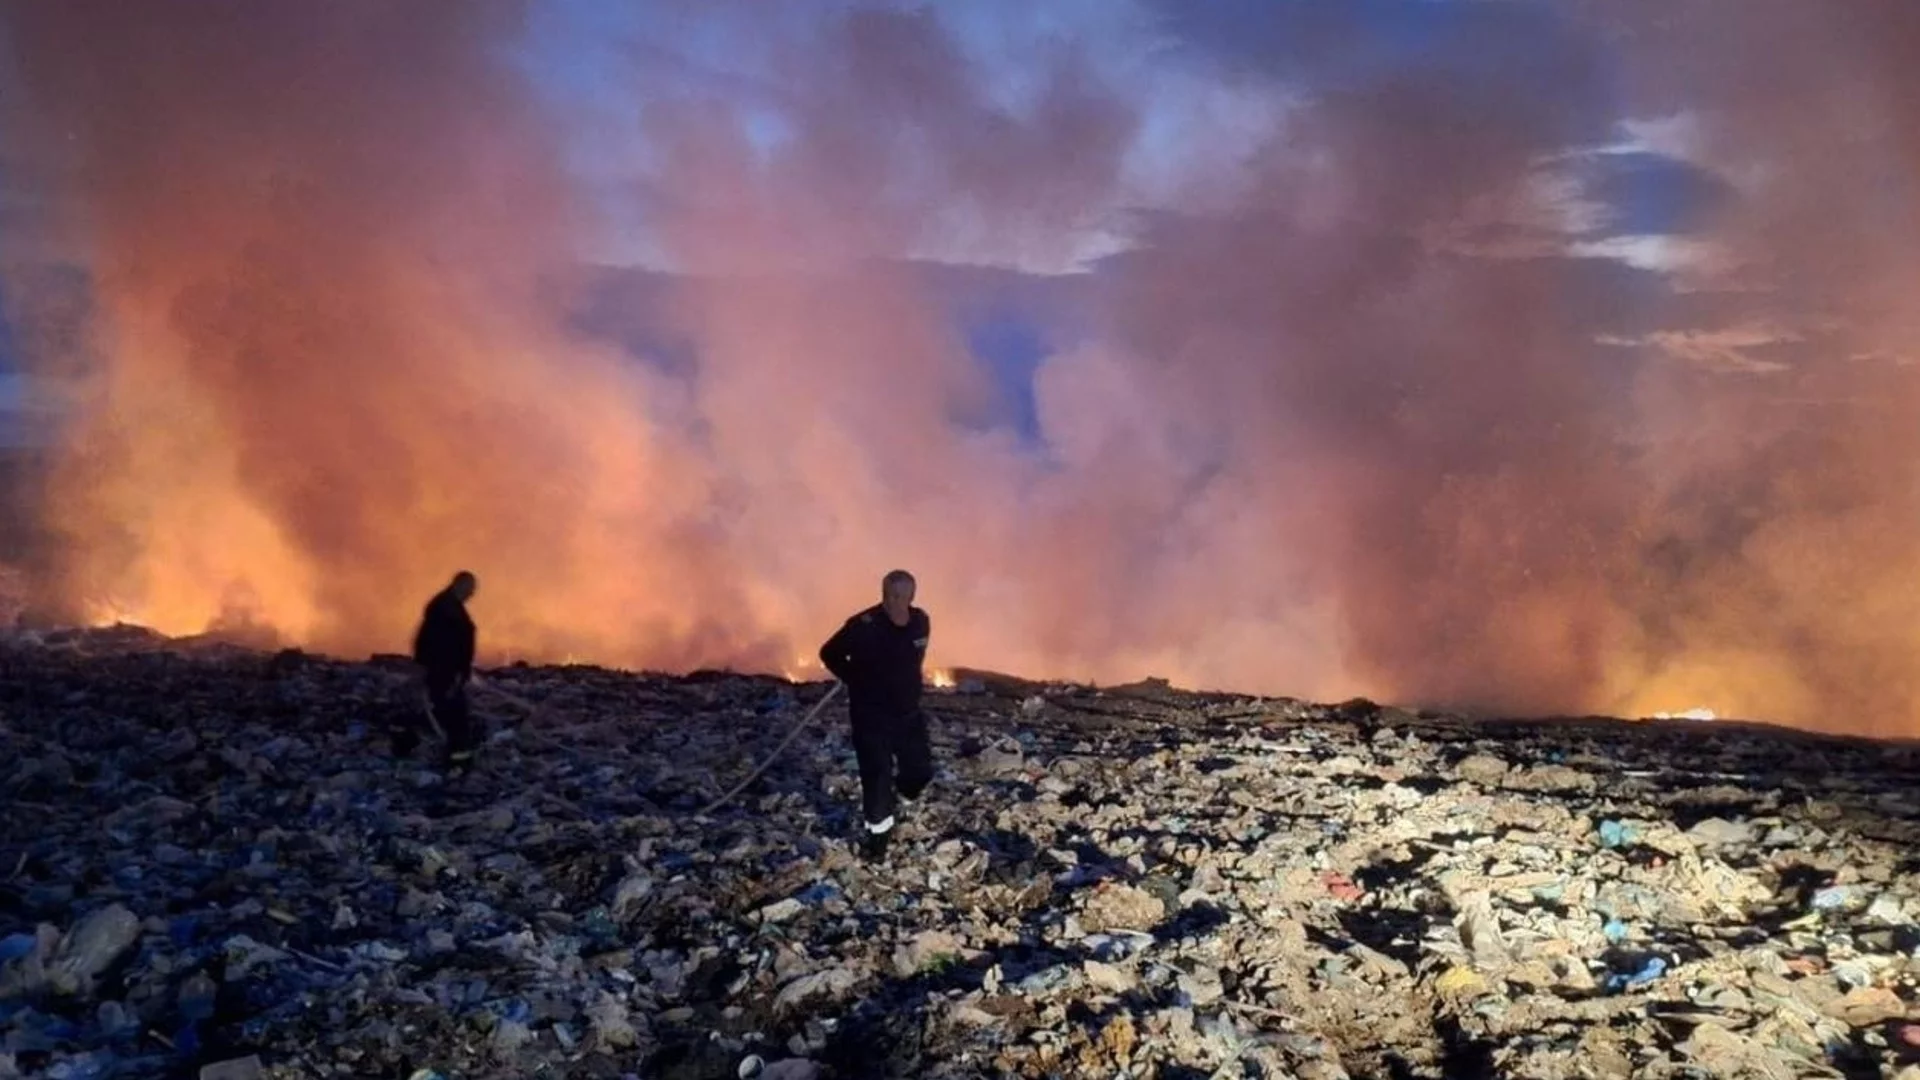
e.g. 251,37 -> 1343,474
852,704 -> 932,826
426,671 -> 479,767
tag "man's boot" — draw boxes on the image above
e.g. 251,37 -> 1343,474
861,819 -> 893,863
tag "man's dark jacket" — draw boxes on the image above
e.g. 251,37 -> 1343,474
412,587 -> 476,682
818,605 -> 930,716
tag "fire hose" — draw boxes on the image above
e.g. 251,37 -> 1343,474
417,672 -> 844,815
697,681 -> 843,816
418,675 -> 541,742
469,677 -> 543,718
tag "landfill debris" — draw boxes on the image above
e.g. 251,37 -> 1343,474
2,631 -> 1920,1078
1603,955 -> 1666,993
198,1055 -> 263,1080
1596,818 -> 1642,849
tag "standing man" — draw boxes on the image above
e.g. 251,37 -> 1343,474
818,569 -> 933,862
407,570 -> 480,773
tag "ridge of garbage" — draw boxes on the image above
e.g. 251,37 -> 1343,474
3,625 -> 1919,1079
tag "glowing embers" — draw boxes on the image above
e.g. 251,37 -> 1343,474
1647,708 -> 1718,722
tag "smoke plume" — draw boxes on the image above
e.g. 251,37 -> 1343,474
4,1 -> 1919,736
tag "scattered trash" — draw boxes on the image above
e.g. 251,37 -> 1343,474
2,629 -> 1918,1077
1596,819 -> 1642,849
1322,871 -> 1365,902
1812,884 -> 1870,912
199,1057 -> 263,1080
1433,964 -> 1492,1000
1604,956 -> 1667,993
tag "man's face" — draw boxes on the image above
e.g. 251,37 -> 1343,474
456,579 -> 477,602
883,578 -> 915,616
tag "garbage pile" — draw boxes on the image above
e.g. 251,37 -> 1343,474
4,626 -> 1920,1079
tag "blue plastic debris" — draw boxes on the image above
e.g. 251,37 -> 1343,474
44,1055 -> 110,1080
1811,885 -> 1864,911
794,881 -> 841,905
0,932 -> 37,964
1596,820 -> 1640,849
1083,933 -> 1154,962
580,905 -> 618,945
1016,965 -> 1076,994
1603,917 -> 1629,944
1605,956 -> 1666,993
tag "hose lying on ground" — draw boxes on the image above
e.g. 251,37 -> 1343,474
470,678 -> 544,719
697,681 -> 844,816
414,672 -> 842,814
418,675 -> 535,744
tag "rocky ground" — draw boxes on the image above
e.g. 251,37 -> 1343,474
3,627 -> 1920,1080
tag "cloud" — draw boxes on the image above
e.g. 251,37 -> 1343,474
1597,327 -> 1797,375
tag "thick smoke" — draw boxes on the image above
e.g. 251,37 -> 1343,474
4,2 -> 1919,736
0,0 -> 788,669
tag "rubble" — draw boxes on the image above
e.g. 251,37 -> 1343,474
2,629 -> 1919,1077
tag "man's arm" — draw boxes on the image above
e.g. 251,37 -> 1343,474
413,608 -> 445,671
411,600 -> 438,666
818,618 -> 859,683
456,613 -> 477,679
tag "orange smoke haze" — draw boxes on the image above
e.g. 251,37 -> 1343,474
3,1 -> 1920,736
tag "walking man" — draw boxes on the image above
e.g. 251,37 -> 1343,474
406,570 -> 481,773
818,569 -> 933,862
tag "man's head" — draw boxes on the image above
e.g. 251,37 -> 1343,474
450,570 -> 478,602
880,569 -> 915,622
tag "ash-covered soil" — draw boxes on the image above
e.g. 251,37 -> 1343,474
4,626 -> 1920,1079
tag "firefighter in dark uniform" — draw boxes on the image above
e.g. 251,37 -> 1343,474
818,569 -> 933,861
404,570 -> 480,772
